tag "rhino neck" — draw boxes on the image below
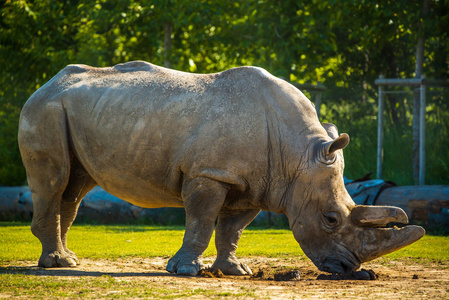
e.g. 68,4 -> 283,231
260,124 -> 327,216
283,178 -> 312,230
279,144 -> 330,230
260,127 -> 299,214
258,182 -> 293,214
259,79 -> 332,215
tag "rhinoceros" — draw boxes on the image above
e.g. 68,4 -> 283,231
18,61 -> 425,276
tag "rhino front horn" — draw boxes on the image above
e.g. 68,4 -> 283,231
351,205 -> 409,227
358,225 -> 425,263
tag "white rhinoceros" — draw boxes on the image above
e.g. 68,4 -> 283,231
18,61 -> 424,276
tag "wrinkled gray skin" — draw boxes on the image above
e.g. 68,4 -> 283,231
18,61 -> 425,276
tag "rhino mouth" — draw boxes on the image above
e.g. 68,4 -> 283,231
318,250 -> 361,274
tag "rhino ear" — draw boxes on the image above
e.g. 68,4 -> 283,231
325,133 -> 350,155
322,123 -> 339,139
322,123 -> 350,155
318,123 -> 350,163
318,133 -> 350,164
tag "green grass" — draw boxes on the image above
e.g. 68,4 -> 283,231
0,222 -> 447,264
0,222 -> 303,263
0,273 -> 256,299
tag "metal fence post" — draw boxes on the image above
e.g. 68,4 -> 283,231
419,75 -> 426,185
377,75 -> 385,179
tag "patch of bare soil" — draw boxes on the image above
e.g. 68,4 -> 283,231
3,256 -> 449,299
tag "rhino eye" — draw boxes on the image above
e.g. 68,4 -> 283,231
322,212 -> 340,230
325,215 -> 337,224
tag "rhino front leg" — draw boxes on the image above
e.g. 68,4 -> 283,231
212,209 -> 260,275
166,177 -> 228,276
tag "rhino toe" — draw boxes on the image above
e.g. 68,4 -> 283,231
212,256 -> 253,276
166,252 -> 202,276
177,265 -> 200,276
240,263 -> 253,275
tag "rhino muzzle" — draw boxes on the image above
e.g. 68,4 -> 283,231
319,247 -> 361,274
309,205 -> 425,275
320,257 -> 358,274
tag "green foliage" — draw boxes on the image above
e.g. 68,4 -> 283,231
324,88 -> 449,185
0,0 -> 448,185
0,104 -> 25,185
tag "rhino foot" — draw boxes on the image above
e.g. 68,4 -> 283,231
64,249 -> 80,265
38,251 -> 77,268
166,252 -> 204,276
212,256 -> 253,276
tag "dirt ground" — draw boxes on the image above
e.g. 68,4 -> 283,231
3,256 -> 449,299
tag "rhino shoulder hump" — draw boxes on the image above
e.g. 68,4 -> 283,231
62,64 -> 92,75
221,66 -> 272,79
112,61 -> 156,72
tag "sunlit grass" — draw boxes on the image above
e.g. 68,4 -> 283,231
1,222 -> 447,264
0,273 -> 256,299
0,222 -> 303,263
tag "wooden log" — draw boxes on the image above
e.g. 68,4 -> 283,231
376,185 -> 449,226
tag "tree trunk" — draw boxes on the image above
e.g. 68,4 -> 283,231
382,44 -> 400,124
164,22 -> 173,68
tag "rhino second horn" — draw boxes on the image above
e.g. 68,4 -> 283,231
351,205 -> 409,227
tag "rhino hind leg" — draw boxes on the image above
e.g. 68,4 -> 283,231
212,209 -> 260,275
166,177 -> 228,276
60,158 -> 97,265
19,103 -> 76,268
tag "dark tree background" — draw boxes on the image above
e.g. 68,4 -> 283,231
1,0 -> 448,185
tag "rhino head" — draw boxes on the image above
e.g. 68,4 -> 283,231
285,123 -> 425,274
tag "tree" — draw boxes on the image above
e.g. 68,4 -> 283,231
0,0 -> 448,185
